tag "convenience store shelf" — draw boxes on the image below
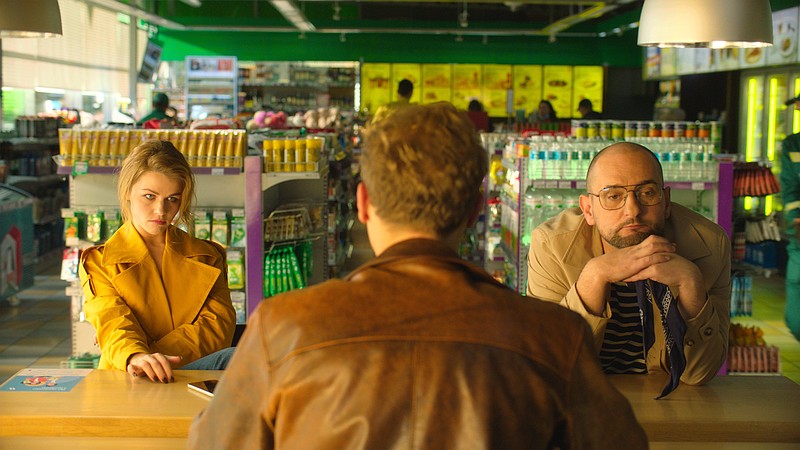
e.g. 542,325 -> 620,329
262,165 -> 330,190
526,179 -> 717,191
57,165 -> 242,176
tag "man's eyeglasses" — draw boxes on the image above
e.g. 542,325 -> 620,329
587,182 -> 665,210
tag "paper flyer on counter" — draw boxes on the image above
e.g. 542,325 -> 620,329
0,368 -> 92,392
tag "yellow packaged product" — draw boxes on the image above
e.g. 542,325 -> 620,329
174,130 -> 187,157
272,138 -> 284,172
263,139 -> 273,172
185,131 -> 198,166
295,137 -> 306,171
196,132 -> 209,167
117,130 -> 130,163
215,131 -> 228,167
58,129 -> 73,166
96,131 -> 110,166
284,138 -> 296,172
205,132 -> 219,167
78,130 -> 91,163
234,132 -> 246,168
306,136 -> 323,172
70,129 -> 82,165
107,130 -> 120,167
224,131 -> 237,168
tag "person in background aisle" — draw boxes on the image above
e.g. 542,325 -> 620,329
532,99 -> 558,122
188,103 -> 647,449
466,99 -> 490,132
369,78 -> 413,124
780,93 -> 800,341
527,142 -> 731,398
578,98 -> 603,120
137,92 -> 170,125
79,141 -> 236,383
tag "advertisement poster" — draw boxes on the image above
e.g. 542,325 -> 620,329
768,7 -> 799,66
0,368 -> 92,392
360,63 -> 391,114
542,65 -> 573,119
452,64 -> 482,111
572,66 -> 604,115
740,46 -> 767,68
512,65 -> 542,117
482,64 -> 512,116
421,64 -> 452,104
186,56 -> 237,79
391,63 -> 421,103
715,48 -> 741,71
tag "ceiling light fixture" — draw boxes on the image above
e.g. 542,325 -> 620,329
270,0 -> 316,32
0,0 -> 62,38
638,0 -> 773,48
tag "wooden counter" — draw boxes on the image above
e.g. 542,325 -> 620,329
1,369 -> 799,445
0,369 -> 220,438
610,374 -> 800,443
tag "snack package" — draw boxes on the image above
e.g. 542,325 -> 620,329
194,209 -> 211,240
227,250 -> 245,290
102,209 -> 121,239
63,210 -> 86,241
85,210 -> 104,243
230,290 -> 246,324
230,209 -> 246,247
211,209 -> 229,247
60,247 -> 80,281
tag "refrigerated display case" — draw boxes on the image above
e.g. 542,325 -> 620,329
739,68 -> 800,216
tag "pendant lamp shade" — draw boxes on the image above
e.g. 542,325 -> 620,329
0,0 -> 63,38
638,0 -> 773,49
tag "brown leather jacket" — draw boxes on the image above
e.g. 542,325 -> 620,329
188,239 -> 648,449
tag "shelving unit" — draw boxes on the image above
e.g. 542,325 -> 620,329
61,149 -> 343,355
1,137 -> 67,272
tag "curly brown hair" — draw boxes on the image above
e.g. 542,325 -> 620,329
361,102 -> 487,236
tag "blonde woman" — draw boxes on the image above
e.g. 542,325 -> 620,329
79,140 -> 235,383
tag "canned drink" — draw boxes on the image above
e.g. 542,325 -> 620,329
272,138 -> 284,172
283,138 -> 296,172
698,122 -> 711,139
261,139 -> 272,173
295,138 -> 307,170
306,136 -> 323,171
675,122 -> 686,139
575,121 -> 587,140
648,122 -> 661,138
611,121 -> 624,140
661,122 -> 674,139
685,122 -> 697,139
624,121 -> 637,139
598,121 -> 609,140
636,121 -> 648,138
587,121 -> 599,139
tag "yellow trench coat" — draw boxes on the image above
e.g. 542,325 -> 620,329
79,222 -> 235,370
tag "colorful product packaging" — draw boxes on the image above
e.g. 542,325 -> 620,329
194,209 -> 211,240
226,250 -> 245,290
211,209 -> 229,247
229,209 -> 246,247
85,210 -> 104,243
58,129 -> 73,166
103,209 -> 121,239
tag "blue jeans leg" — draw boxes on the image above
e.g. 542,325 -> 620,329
180,347 -> 235,370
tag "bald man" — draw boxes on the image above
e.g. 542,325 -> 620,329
527,142 -> 731,387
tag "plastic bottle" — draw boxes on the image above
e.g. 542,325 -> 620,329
542,190 -> 564,223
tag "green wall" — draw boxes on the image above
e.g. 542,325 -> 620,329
158,30 -> 642,67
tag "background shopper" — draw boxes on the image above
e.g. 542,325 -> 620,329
188,103 -> 647,449
369,78 -> 413,124
781,94 -> 800,341
79,141 -> 236,383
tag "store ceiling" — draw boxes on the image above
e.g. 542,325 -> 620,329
108,0 -> 645,38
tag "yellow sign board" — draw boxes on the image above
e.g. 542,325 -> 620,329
421,64 -> 452,104
452,64 -> 482,111
542,65 -> 574,119
360,63 -> 391,114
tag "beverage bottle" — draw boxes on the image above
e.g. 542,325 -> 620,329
542,190 -> 564,223
522,185 -> 538,247
528,140 -> 542,181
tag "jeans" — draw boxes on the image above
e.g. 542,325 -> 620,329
180,347 -> 235,370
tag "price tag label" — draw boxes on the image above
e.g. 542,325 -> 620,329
211,168 -> 224,176
557,180 -> 573,189
691,182 -> 704,190
575,180 -> 587,190
545,180 -> 559,189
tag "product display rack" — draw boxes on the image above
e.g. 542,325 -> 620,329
1,137 -> 67,272
60,145 -> 342,356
